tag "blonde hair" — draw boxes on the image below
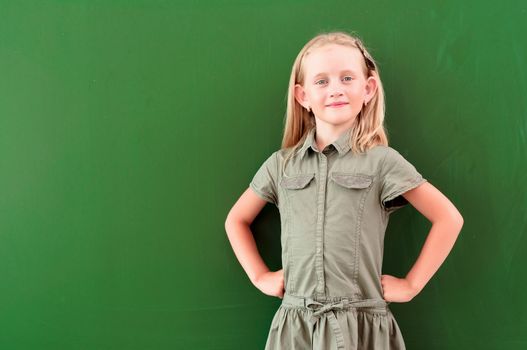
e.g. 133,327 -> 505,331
280,31 -> 389,176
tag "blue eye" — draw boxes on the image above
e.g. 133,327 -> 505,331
343,76 -> 353,81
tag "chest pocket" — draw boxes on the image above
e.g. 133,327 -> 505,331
280,172 -> 317,238
281,173 -> 315,188
280,173 -> 316,211
331,172 -> 373,189
330,172 -> 374,210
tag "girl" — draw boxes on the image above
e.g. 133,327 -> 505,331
225,31 -> 463,350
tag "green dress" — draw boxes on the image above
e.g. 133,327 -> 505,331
249,126 -> 427,350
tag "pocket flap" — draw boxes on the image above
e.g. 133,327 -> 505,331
280,173 -> 315,190
331,173 -> 373,189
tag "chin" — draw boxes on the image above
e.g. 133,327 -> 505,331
321,113 -> 357,122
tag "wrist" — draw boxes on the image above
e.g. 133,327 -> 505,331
405,276 -> 423,296
250,269 -> 269,285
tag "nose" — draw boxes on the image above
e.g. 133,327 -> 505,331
329,81 -> 344,97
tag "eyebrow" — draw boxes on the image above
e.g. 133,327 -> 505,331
313,69 -> 358,78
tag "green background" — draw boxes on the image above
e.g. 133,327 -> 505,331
1,0 -> 525,349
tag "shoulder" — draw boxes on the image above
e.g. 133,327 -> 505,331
276,147 -> 296,158
258,149 -> 281,163
275,147 -> 300,165
255,147 -> 298,170
355,145 -> 393,166
367,145 -> 397,156
357,145 -> 409,176
367,145 -> 407,164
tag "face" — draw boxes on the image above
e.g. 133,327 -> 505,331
294,44 -> 377,128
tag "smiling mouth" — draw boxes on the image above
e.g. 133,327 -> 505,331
328,103 -> 348,107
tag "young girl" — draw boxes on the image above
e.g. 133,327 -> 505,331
225,31 -> 463,350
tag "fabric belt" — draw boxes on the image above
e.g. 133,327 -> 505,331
281,293 -> 390,350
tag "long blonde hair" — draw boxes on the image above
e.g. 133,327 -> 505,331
280,31 -> 389,176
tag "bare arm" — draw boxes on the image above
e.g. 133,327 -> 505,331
225,188 -> 285,298
403,181 -> 464,293
382,181 -> 464,301
224,187 -> 270,283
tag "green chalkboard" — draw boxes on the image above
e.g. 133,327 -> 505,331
0,1 -> 525,349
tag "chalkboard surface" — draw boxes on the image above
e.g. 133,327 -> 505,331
0,1 -> 525,349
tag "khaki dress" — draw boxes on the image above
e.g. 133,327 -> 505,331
249,126 -> 427,350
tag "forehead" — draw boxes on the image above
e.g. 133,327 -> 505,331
304,44 -> 365,77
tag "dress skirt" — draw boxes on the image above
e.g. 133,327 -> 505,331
264,293 -> 406,350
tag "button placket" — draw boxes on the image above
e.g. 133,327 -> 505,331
315,152 -> 327,296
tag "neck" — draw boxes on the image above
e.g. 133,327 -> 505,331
314,121 -> 354,152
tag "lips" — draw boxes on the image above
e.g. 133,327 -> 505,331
327,102 -> 348,107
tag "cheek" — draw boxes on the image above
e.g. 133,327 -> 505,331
347,93 -> 366,111
348,84 -> 365,95
347,87 -> 366,102
309,93 -> 326,106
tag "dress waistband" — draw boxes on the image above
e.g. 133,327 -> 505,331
281,293 -> 391,350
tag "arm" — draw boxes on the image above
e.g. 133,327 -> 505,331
381,181 -> 464,302
224,187 -> 284,298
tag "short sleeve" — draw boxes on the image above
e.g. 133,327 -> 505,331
249,151 -> 278,206
379,147 -> 427,213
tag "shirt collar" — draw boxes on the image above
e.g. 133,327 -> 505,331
299,126 -> 353,159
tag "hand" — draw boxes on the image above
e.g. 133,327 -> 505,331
253,269 -> 284,299
380,274 -> 419,303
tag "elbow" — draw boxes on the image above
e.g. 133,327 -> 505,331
224,210 -> 234,233
445,203 -> 464,232
225,214 -> 235,234
225,219 -> 236,239
224,211 -> 242,235
432,208 -> 464,231
453,212 -> 464,233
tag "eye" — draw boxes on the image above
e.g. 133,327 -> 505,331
315,76 -> 353,85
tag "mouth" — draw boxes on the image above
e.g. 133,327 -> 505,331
327,102 -> 349,108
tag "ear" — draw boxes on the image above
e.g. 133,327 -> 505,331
294,84 -> 308,108
364,76 -> 378,104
